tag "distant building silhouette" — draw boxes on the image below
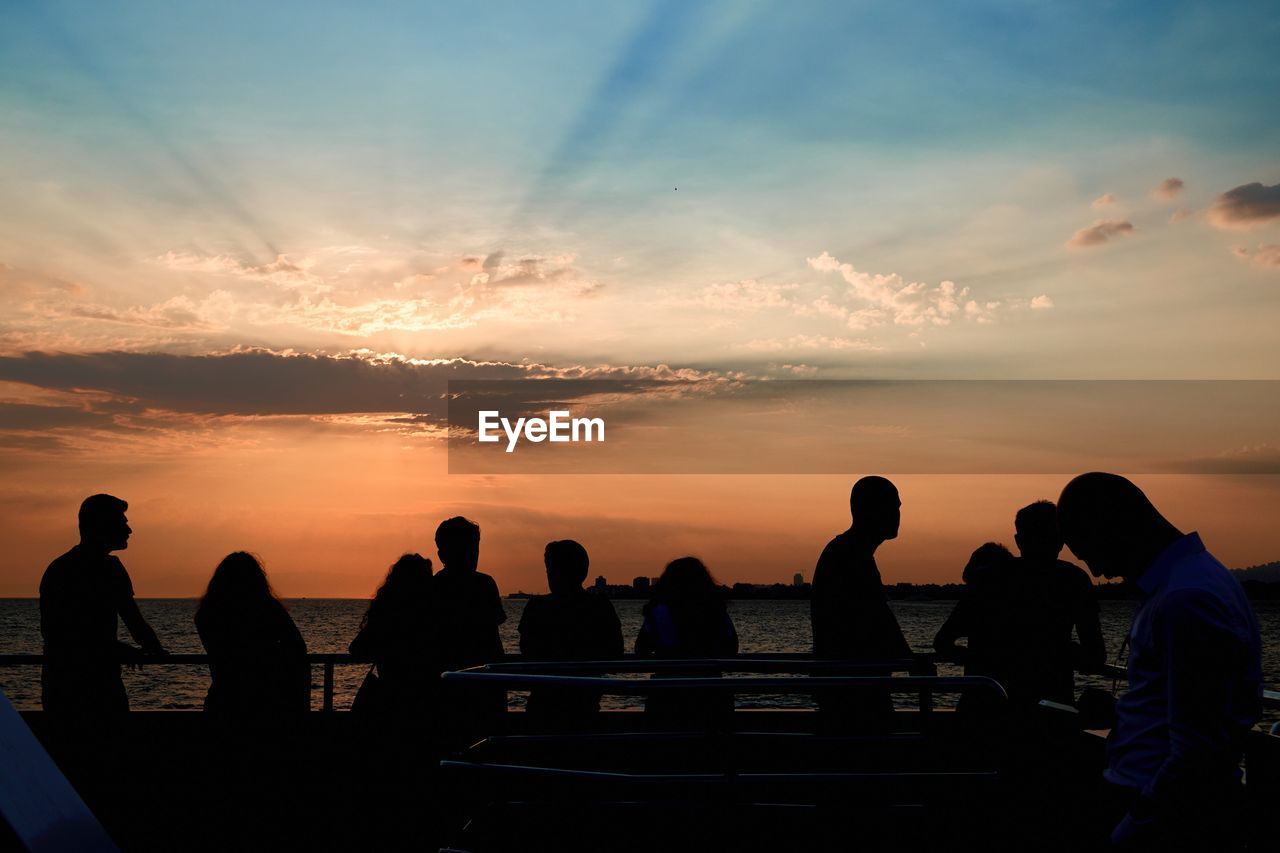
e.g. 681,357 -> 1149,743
593,575 -> 607,590
632,576 -> 650,593
793,573 -> 804,587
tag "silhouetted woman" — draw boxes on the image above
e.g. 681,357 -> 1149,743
933,542 -> 1018,718
348,553 -> 436,715
636,557 -> 738,728
195,552 -> 309,714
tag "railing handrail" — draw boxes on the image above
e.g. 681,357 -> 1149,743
441,670 -> 1009,699
3,654 -> 1277,711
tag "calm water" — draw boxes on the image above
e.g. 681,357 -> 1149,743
2,598 -> 1277,725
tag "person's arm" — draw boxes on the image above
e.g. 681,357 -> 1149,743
1116,591 -> 1251,843
117,589 -> 165,653
721,610 -> 739,656
348,614 -> 378,661
932,599 -> 970,664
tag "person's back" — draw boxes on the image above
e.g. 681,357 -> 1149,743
195,552 -> 309,714
431,517 -> 506,729
39,494 -> 165,714
349,553 -> 436,714
1009,500 -> 1105,706
810,478 -> 911,732
811,531 -> 910,662
519,540 -> 623,726
635,557 -> 737,730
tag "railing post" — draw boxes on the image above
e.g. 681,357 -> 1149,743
323,658 -> 335,712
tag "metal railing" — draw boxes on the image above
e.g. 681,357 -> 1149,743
3,654 -> 1277,713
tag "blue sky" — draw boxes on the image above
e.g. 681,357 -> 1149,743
1,0 -> 1278,375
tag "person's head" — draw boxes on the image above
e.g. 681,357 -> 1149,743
849,476 -> 901,542
652,556 -> 720,604
962,542 -> 1015,587
1014,500 -> 1063,562
364,553 -> 432,628
434,516 -> 480,571
78,494 -> 130,552
1057,473 -> 1182,580
199,551 -> 278,614
544,540 -> 589,595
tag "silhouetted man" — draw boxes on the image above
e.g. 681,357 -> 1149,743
39,494 -> 166,714
1058,473 -> 1261,851
518,540 -> 623,728
811,476 -> 912,728
1010,499 -> 1106,705
431,517 -> 506,723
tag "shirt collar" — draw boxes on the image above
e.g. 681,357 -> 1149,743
1135,532 -> 1204,597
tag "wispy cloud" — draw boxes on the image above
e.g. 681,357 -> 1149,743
1092,193 -> 1118,208
1231,244 -> 1280,270
1066,219 -> 1136,248
739,335 -> 882,352
1151,177 -> 1184,201
667,279 -> 800,311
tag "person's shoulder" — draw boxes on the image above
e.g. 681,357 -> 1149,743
40,547 -> 77,580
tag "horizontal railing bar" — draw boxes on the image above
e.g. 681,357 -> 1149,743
467,658 -> 921,674
440,672 -> 1009,698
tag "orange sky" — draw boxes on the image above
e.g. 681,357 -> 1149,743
2,420 -> 1276,596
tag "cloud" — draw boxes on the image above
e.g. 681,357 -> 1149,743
669,279 -> 800,311
1091,193 -> 1117,208
1207,182 -> 1280,230
1030,294 -> 1054,309
1231,244 -> 1280,270
1169,208 -> 1191,223
0,349 -> 721,421
805,252 -> 981,327
740,335 -> 882,352
158,252 -> 326,290
1066,219 -> 1136,248
1151,178 -> 1184,201
59,294 -> 228,331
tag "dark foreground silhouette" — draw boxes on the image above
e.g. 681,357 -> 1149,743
195,552 -> 309,714
24,477 -> 1271,852
518,539 -> 623,729
39,495 -> 166,715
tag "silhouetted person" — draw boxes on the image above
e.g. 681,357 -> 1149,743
39,494 -> 166,714
811,476 -> 912,729
195,552 -> 309,714
431,517 -> 506,725
1012,499 -> 1106,704
933,542 -> 1019,716
636,557 -> 738,729
1058,473 -> 1261,851
518,540 -> 623,729
349,553 -> 436,715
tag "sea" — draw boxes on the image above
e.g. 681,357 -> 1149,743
2,598 -> 1278,727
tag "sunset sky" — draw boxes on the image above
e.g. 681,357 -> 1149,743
2,1 -> 1278,596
